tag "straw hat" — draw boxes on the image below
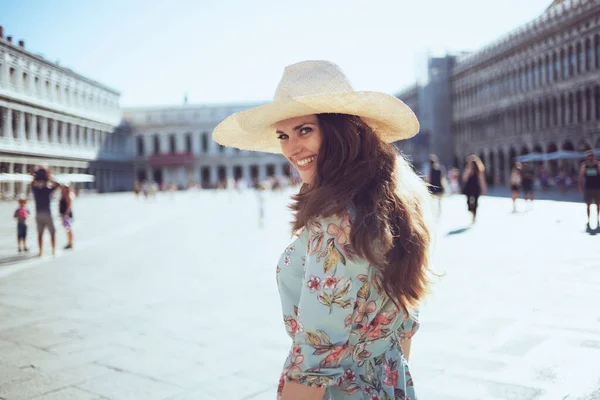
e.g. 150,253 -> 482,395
212,60 -> 419,154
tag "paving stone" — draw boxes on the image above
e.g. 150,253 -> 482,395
76,369 -> 182,400
33,386 -> 106,400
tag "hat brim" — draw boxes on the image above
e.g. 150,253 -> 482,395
212,91 -> 419,154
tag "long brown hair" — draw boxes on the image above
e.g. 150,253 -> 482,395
290,113 -> 433,315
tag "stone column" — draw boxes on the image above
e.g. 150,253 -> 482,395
8,162 -> 15,198
210,166 -> 218,186
18,111 -> 26,141
41,116 -> 48,143
2,108 -> 12,139
50,119 -> 58,143
70,123 -> 76,145
31,114 -> 39,141
259,164 -> 267,182
61,121 -> 68,145
226,165 -> 234,188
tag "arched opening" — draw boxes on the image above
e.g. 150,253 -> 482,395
520,146 -> 530,156
201,167 -> 211,188
562,140 -> 574,151
586,38 -> 593,71
585,88 -> 592,121
153,135 -> 160,154
233,165 -> 243,180
577,139 -> 591,151
576,91 -> 583,124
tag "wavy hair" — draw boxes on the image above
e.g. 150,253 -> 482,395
289,113 -> 433,314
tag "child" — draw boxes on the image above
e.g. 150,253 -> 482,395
14,197 -> 30,253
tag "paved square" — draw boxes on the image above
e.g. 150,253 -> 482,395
0,189 -> 598,399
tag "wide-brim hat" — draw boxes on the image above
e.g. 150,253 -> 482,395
212,60 -> 419,154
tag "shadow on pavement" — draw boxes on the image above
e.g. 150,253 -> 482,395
0,254 -> 38,266
446,226 -> 471,236
485,186 -> 582,203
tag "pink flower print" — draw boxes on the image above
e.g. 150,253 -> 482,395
293,345 -> 301,356
285,246 -> 295,255
344,369 -> 356,382
283,255 -> 291,267
324,276 -> 337,288
353,299 -> 377,328
307,276 -> 321,292
370,395 -> 380,400
383,363 -> 399,387
326,216 -> 351,247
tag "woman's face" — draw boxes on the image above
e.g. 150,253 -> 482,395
275,114 -> 322,185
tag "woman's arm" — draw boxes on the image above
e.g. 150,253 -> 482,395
401,338 -> 412,362
281,382 -> 325,400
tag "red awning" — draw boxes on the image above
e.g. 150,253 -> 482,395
148,153 -> 195,167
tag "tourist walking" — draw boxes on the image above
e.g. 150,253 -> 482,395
462,155 -> 487,224
578,150 -> 600,231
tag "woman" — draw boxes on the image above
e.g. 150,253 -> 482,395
214,61 -> 433,400
510,163 -> 522,213
59,184 -> 74,250
426,154 -> 444,217
461,155 -> 487,224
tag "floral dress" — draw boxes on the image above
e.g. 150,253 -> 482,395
276,212 -> 419,399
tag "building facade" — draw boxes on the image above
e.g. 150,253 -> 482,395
123,104 -> 291,189
453,0 -> 600,185
0,27 -> 132,198
397,0 -> 600,185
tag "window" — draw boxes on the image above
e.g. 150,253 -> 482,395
578,43 -> 584,73
553,98 -> 558,126
569,46 -> 576,75
201,133 -> 208,153
586,39 -> 593,71
562,49 -> 568,79
169,134 -> 176,153
22,72 -> 28,90
576,92 -> 582,123
153,135 -> 160,154
560,96 -> 566,125
568,93 -> 574,124
9,67 -> 16,86
219,144 -> 225,153
596,86 -> 600,120
553,52 -> 559,81
185,133 -> 192,153
137,137 -> 145,156
596,35 -> 600,69
585,89 -> 592,121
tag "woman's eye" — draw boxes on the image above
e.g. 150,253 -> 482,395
300,127 -> 312,135
277,134 -> 288,140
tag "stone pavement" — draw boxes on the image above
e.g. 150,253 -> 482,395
0,189 -> 598,399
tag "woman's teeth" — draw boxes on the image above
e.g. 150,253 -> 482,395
297,156 -> 316,167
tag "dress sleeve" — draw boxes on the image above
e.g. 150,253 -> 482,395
398,309 -> 420,341
283,212 -> 366,388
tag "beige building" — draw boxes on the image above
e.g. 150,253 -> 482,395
0,27 -> 132,198
123,104 -> 290,189
452,0 -> 600,184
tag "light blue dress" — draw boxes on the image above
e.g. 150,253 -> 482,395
276,212 -> 419,399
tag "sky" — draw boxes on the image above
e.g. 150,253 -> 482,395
1,0 -> 553,107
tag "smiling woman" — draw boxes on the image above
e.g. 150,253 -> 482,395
275,115 -> 322,185
213,60 -> 434,400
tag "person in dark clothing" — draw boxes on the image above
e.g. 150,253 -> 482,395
579,150 -> 600,230
59,185 -> 74,249
462,155 -> 487,224
31,167 -> 62,257
426,154 -> 444,217
14,197 -> 30,253
521,162 -> 536,210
